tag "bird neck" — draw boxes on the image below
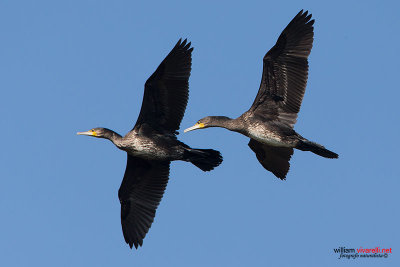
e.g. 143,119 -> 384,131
209,116 -> 244,133
103,129 -> 123,147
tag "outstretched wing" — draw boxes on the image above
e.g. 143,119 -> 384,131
118,155 -> 170,249
134,39 -> 193,134
250,10 -> 314,128
248,139 -> 294,180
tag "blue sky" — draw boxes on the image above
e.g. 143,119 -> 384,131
0,0 -> 399,266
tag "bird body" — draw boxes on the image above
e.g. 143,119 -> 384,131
184,10 -> 338,179
241,113 -> 298,147
246,124 -> 296,148
78,39 -> 222,249
121,130 -> 184,160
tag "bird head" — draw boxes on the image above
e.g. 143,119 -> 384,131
184,116 -> 230,133
77,127 -> 111,139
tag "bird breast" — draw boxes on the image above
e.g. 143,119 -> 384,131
121,135 -> 181,160
247,124 -> 292,147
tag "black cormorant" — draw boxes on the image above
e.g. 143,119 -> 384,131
184,11 -> 337,180
77,39 -> 223,249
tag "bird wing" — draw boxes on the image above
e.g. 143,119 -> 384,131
134,39 -> 193,134
248,139 -> 294,180
118,155 -> 170,249
250,10 -> 314,128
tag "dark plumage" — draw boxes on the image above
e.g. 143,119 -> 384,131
184,10 -> 338,180
78,39 -> 223,249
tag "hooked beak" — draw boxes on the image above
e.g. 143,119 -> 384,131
77,130 -> 97,136
184,123 -> 204,133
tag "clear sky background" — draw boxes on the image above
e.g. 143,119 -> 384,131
0,0 -> 398,266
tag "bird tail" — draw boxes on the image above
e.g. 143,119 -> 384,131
297,140 -> 338,159
184,148 -> 223,171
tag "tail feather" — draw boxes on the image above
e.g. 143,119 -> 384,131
297,140 -> 338,159
184,148 -> 223,171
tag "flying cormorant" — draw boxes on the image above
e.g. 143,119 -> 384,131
78,39 -> 223,249
184,11 -> 337,180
